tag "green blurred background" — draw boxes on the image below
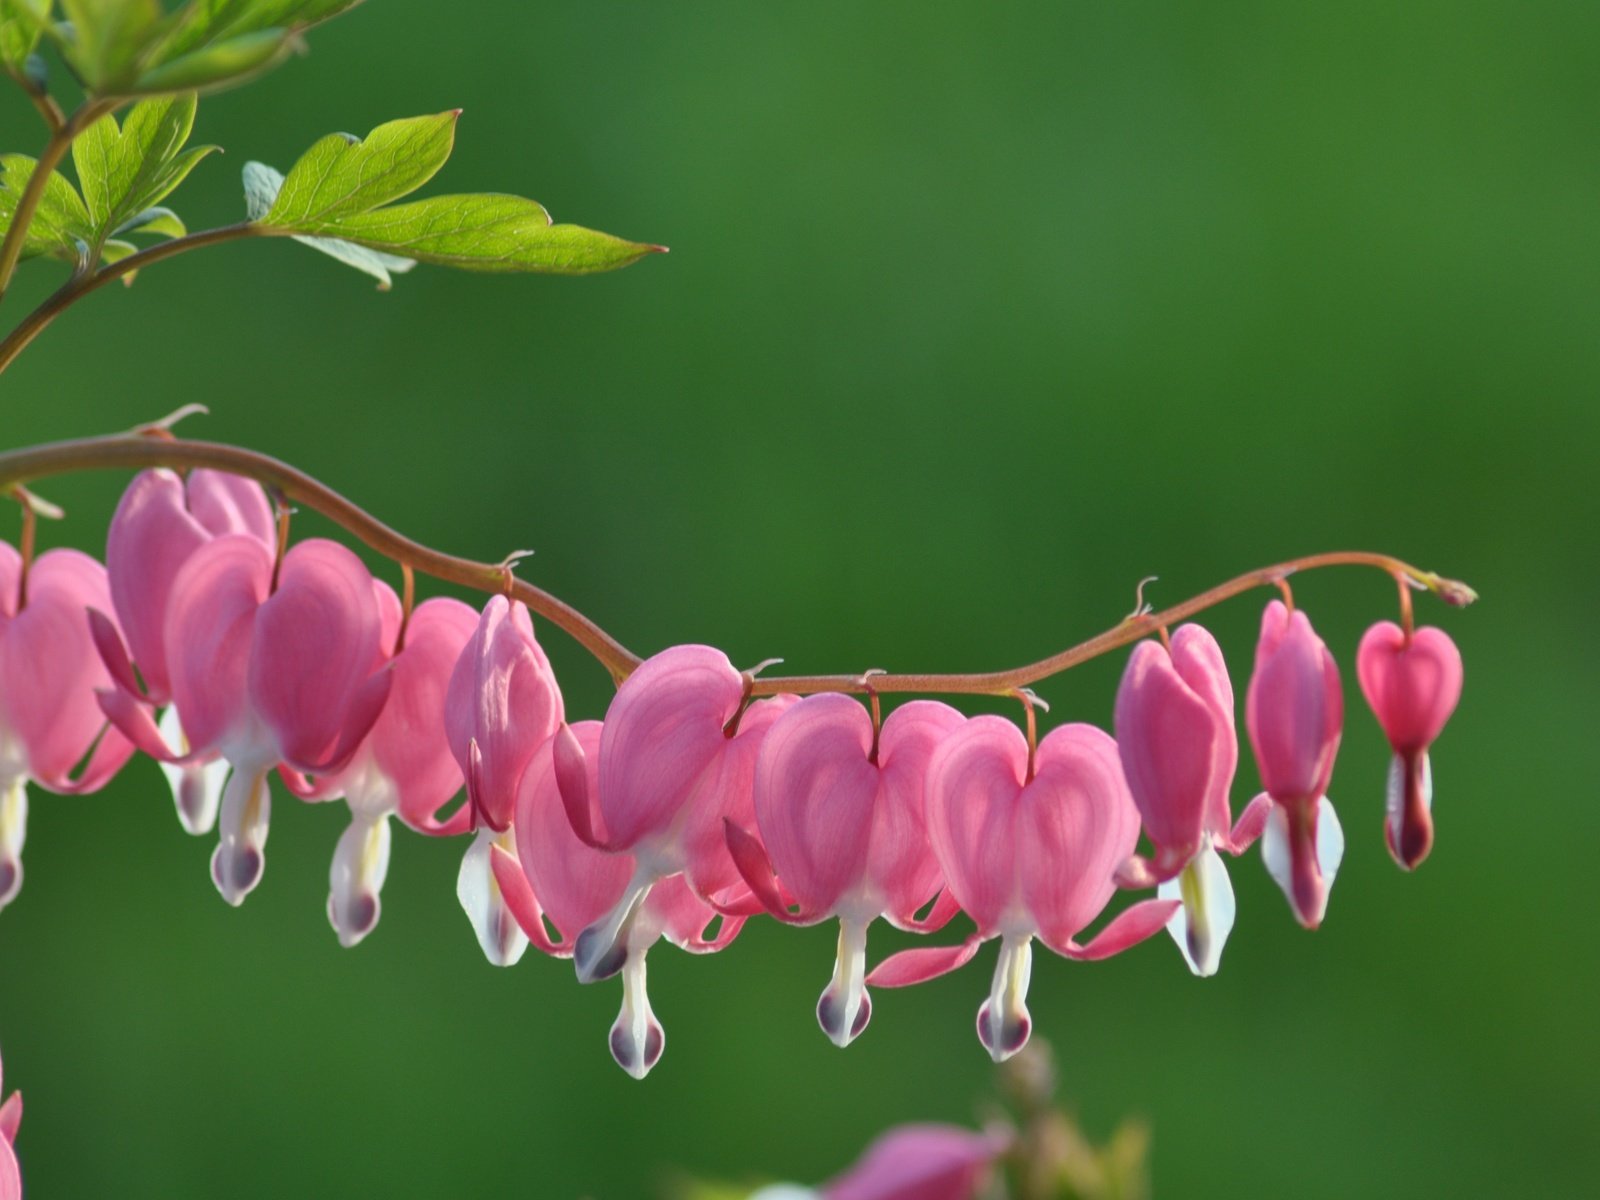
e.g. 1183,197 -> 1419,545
2,1 -> 1596,1195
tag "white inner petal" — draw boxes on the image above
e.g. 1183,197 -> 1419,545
1158,842 -> 1236,977
0,777 -> 28,913
328,810 -> 393,949
456,827 -> 528,967
158,707 -> 227,836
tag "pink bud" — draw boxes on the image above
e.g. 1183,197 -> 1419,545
1245,601 -> 1345,928
1357,622 -> 1463,870
1113,624 -> 1238,882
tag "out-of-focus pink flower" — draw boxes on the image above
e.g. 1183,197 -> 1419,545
106,469 -> 274,834
822,1123 -> 1007,1200
0,544 -> 134,912
726,694 -> 963,1045
95,536 -> 390,907
443,595 -> 563,966
1244,600 -> 1345,929
1114,625 -> 1266,976
285,591 -> 478,947
556,645 -> 794,986
868,717 -> 1177,1061
490,720 -> 743,1077
0,1041 -> 18,1200
1357,622 -> 1463,870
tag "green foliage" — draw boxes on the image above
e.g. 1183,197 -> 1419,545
71,91 -> 213,247
262,112 -> 458,225
44,0 -> 363,94
249,113 -> 663,278
0,152 -> 91,260
243,158 -> 415,288
0,0 -> 50,73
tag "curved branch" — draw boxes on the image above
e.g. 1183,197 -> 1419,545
0,223 -> 263,374
0,100 -> 113,301
0,434 -> 1476,697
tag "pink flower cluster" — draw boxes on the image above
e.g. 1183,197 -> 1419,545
0,470 -> 1465,1079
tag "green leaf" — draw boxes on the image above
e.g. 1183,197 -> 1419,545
130,0 -> 363,92
242,159 -> 414,289
263,112 -> 460,226
59,0 -> 166,89
0,0 -> 51,70
115,204 -> 185,238
129,27 -> 287,93
72,93 -> 214,236
284,193 -> 666,275
0,153 -> 92,260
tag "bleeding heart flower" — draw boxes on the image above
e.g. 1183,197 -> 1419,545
106,468 -> 275,835
821,1123 -> 1008,1200
555,645 -> 795,986
725,693 -> 964,1046
1113,624 -> 1269,976
0,544 -> 134,912
1244,600 -> 1345,929
489,720 -> 743,1077
443,595 -> 563,966
95,535 -> 391,907
867,716 -> 1177,1061
1356,622 -> 1463,870
284,591 -> 478,947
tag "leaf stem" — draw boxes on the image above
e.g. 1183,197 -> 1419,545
0,434 -> 1477,697
0,222 -> 262,374
0,99 -> 113,302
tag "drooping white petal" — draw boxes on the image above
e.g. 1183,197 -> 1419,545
1157,841 -> 1236,977
1386,750 -> 1432,849
157,706 -> 227,836
457,827 -> 529,967
977,934 -> 1033,1063
573,869 -> 654,985
0,778 -> 27,913
211,767 -> 270,906
1261,796 -> 1345,927
327,810 -> 393,949
816,916 -> 873,1048
609,951 -> 666,1079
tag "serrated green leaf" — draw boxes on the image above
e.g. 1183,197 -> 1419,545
70,92 -> 213,252
243,159 -> 414,288
283,193 -> 665,275
262,112 -> 459,226
59,0 -> 166,89
0,153 -> 92,260
129,26 -> 287,93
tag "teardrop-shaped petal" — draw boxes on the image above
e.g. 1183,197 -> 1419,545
1357,623 -> 1463,754
1170,623 -> 1240,839
596,644 -> 746,851
1261,794 -> 1345,928
1246,601 -> 1343,804
1114,639 -> 1215,872
444,597 -> 563,832
924,715 -> 1028,935
249,539 -> 383,772
1020,723 -> 1142,948
976,935 -> 1034,1062
165,534 -> 273,758
816,916 -> 874,1047
1385,749 -> 1434,870
609,953 -> 666,1080
0,550 -> 132,789
869,700 -> 964,926
366,597 -> 476,831
513,721 -> 633,949
753,694 -> 879,916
